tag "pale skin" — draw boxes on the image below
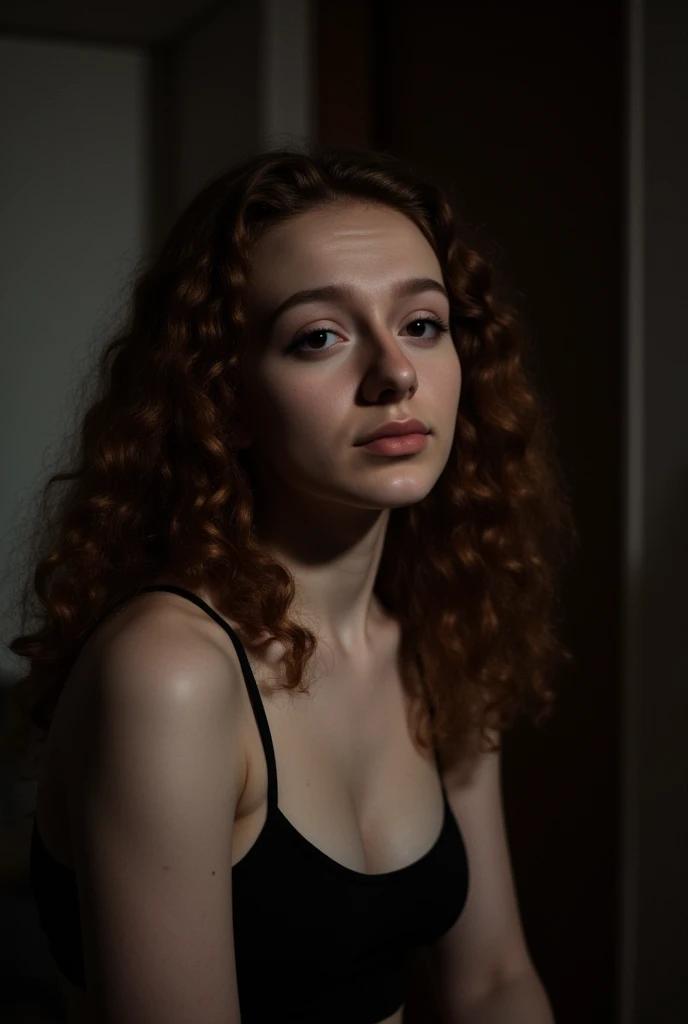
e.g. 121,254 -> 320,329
44,199 -> 555,1023
232,200 -> 556,1022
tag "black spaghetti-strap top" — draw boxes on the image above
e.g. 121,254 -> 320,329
30,584 -> 469,1023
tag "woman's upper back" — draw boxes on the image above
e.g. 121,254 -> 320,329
31,584 -> 469,1023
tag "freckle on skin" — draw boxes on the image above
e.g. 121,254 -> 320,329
163,866 -> 169,870
212,871 -> 216,875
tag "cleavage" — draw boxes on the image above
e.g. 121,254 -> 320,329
233,648 -> 444,876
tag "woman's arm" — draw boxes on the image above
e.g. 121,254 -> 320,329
64,609 -> 247,1024
424,736 -> 555,1023
403,950 -> 554,1024
447,967 -> 554,1023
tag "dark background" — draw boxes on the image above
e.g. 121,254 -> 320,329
2,2 -> 686,1022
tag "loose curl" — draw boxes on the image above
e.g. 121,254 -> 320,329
2,144 -> 579,786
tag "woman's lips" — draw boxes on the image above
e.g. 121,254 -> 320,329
357,433 -> 429,456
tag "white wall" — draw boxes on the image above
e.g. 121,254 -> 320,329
0,36 -> 147,678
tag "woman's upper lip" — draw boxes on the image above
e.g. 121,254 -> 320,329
356,418 -> 429,445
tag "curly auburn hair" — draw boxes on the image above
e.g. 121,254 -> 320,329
2,144 -> 578,784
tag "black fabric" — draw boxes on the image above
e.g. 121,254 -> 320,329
30,584 -> 469,1023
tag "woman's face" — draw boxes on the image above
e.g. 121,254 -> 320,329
237,200 -> 462,524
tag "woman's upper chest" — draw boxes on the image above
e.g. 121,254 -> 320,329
232,616 -> 444,877
36,594 -> 443,880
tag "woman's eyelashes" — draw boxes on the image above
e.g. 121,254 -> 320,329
287,315 -> 451,355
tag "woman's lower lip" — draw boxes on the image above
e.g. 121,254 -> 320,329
358,433 -> 429,455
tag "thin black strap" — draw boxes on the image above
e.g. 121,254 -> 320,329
135,584 -> 279,812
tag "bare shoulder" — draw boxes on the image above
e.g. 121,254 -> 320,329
60,588 -> 249,797
58,589 -> 248,1022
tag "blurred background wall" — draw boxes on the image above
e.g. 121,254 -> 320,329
0,1 -> 686,1022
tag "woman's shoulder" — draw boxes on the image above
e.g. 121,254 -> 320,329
37,581 -> 250,875
80,579 -> 243,675
54,582 -> 249,778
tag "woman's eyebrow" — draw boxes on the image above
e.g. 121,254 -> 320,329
261,276 -> 449,333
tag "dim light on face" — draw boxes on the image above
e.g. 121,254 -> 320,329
237,201 -> 462,519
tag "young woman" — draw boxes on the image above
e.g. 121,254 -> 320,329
5,146 -> 576,1023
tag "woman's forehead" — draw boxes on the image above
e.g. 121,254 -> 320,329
252,200 -> 425,251
246,204 -> 440,297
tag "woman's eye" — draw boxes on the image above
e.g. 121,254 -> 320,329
290,316 -> 449,355
404,316 -> 450,339
291,327 -> 339,353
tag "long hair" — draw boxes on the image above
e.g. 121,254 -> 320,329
2,144 -> 579,783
